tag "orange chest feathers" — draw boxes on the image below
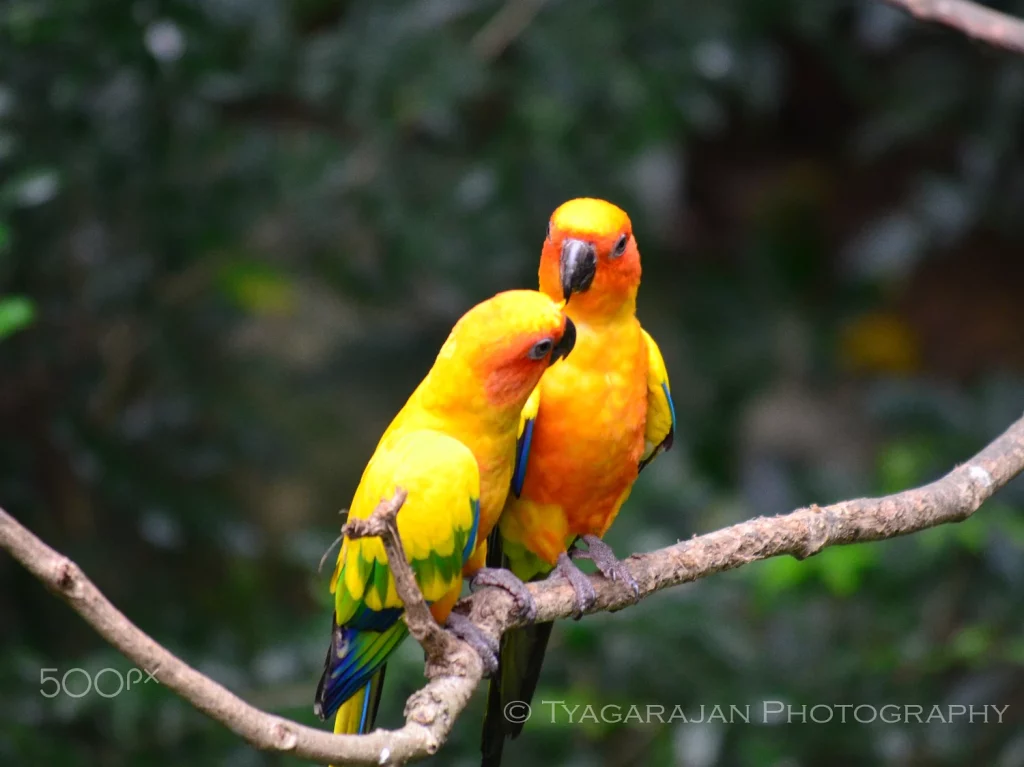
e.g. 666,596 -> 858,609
521,320 -> 648,520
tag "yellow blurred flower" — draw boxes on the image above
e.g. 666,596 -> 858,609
840,311 -> 920,375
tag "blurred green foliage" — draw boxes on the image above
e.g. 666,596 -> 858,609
0,294 -> 35,340
2,0 -> 1024,766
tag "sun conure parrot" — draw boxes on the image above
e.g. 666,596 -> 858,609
481,198 -> 676,765
313,289 -> 576,739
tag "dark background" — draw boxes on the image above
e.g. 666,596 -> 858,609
2,1 -> 1024,765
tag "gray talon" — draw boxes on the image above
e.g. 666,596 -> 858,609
571,535 -> 640,600
470,567 -> 538,622
445,612 -> 499,676
556,552 -> 596,619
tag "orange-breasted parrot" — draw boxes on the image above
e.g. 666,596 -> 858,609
481,199 -> 676,765
313,290 -> 575,738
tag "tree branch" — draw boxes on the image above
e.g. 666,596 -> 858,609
2,413 -> 1023,764
470,0 -> 549,62
882,0 -> 1024,54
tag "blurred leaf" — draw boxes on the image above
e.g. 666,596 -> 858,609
949,625 -> 992,664
815,543 -> 879,596
0,296 -> 35,339
1003,639 -> 1024,666
751,555 -> 810,598
217,262 -> 297,316
877,438 -> 937,495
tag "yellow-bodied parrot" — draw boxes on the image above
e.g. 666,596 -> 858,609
313,290 -> 576,738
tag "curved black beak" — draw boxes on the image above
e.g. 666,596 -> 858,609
560,238 -> 597,302
549,317 -> 576,365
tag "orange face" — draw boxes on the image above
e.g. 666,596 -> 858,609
479,319 -> 575,406
538,198 -> 641,316
449,290 -> 576,408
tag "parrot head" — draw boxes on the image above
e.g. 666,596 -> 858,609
538,197 -> 640,316
438,290 -> 575,408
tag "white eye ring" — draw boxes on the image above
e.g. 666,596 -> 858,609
528,339 -> 553,359
611,234 -> 628,258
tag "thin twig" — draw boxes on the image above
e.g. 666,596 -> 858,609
883,0 -> 1024,54
470,0 -> 548,62
2,414 -> 1023,764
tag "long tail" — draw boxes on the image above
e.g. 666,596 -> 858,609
481,528 -> 555,767
482,621 -> 554,767
333,665 -> 387,735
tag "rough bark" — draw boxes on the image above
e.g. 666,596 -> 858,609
2,414 -> 1023,765
883,0 -> 1024,53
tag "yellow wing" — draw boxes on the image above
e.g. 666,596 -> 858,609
332,429 -> 481,618
639,328 -> 676,471
316,429 -> 480,727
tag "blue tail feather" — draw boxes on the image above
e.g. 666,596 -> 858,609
314,612 -> 408,722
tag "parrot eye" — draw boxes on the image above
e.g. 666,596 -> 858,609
527,338 -> 554,360
611,234 -> 628,258
546,220 -> 552,241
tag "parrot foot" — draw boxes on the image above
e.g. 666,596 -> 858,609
571,535 -> 640,599
445,612 -> 499,676
469,567 -> 538,623
555,552 -> 596,619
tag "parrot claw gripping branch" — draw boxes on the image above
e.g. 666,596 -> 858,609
2,413 -> 1024,764
4,185 -> 1024,766
570,534 -> 641,598
468,565 -> 539,622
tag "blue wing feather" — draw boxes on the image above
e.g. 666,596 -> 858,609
349,604 -> 404,632
512,417 -> 535,497
358,680 -> 373,732
663,382 -> 677,434
316,616 -> 408,720
462,497 -> 481,564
